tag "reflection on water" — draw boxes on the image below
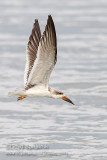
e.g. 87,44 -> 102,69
0,0 -> 107,159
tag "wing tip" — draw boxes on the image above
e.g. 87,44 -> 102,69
48,14 -> 52,18
33,19 -> 39,28
34,19 -> 38,23
48,14 -> 53,23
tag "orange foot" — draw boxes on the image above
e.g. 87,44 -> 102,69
17,95 -> 26,101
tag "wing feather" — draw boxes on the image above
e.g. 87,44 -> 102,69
26,15 -> 57,88
24,20 -> 41,87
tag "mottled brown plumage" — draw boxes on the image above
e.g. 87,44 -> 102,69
25,20 -> 41,87
40,15 -> 57,65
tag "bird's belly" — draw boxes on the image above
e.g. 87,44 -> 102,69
26,88 -> 50,98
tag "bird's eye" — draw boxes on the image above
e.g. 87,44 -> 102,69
59,92 -> 63,95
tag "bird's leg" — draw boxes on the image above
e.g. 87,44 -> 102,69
17,95 -> 26,101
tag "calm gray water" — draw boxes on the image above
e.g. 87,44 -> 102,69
0,0 -> 107,159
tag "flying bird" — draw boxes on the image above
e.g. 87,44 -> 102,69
8,15 -> 74,105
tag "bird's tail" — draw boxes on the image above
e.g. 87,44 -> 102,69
8,88 -> 25,97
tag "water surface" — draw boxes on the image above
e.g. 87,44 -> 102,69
0,0 -> 107,159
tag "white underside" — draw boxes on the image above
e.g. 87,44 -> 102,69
25,86 -> 51,98
8,85 -> 64,99
8,86 -> 55,98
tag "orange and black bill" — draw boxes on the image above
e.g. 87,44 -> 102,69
62,96 -> 74,105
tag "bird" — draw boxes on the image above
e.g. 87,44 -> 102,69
8,15 -> 74,105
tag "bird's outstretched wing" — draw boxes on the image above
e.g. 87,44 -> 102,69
26,15 -> 57,89
24,19 -> 41,87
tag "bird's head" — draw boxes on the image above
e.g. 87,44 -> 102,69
49,88 -> 74,105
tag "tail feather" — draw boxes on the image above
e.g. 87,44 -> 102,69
8,89 -> 25,97
8,92 -> 15,97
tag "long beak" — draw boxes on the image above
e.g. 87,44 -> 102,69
62,96 -> 74,105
